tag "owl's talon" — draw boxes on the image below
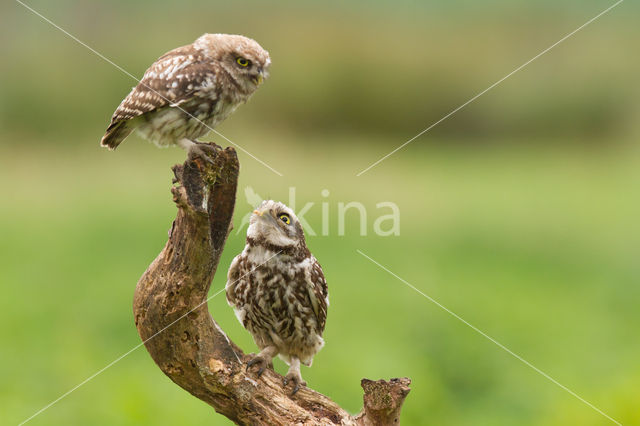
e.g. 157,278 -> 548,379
187,143 -> 217,166
283,369 -> 306,396
246,354 -> 271,378
194,140 -> 221,154
292,383 -> 301,395
246,356 -> 261,369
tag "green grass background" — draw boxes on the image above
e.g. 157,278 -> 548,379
1,1 -> 638,425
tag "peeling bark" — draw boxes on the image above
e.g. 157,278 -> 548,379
132,144 -> 411,425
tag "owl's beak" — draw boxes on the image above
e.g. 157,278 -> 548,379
254,208 -> 278,227
252,70 -> 264,86
254,208 -> 272,220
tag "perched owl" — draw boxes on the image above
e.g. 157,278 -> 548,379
100,33 -> 270,160
226,200 -> 328,393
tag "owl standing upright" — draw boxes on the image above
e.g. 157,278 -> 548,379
100,33 -> 270,159
226,201 -> 329,393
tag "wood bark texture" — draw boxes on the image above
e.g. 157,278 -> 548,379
132,144 -> 411,425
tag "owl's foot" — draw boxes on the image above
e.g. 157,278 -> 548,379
246,345 -> 277,378
283,372 -> 306,395
180,138 -> 219,166
283,357 -> 306,395
246,356 -> 270,377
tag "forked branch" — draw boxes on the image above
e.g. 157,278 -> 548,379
132,144 -> 411,425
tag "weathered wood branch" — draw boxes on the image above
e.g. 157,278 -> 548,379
132,144 -> 411,425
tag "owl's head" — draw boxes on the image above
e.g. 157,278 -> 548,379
195,33 -> 271,92
246,200 -> 305,249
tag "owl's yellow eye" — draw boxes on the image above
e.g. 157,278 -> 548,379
278,213 -> 291,225
236,57 -> 250,67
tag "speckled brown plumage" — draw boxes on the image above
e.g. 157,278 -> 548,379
100,33 -> 270,153
226,200 -> 328,393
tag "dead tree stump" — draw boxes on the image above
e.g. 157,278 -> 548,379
132,143 -> 411,425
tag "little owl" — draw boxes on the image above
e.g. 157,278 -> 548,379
100,33 -> 270,160
226,200 -> 328,393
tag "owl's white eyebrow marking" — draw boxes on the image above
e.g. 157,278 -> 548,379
15,0 -> 283,177
355,0 -> 624,176
357,249 -> 622,426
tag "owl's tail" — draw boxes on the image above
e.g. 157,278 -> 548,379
100,120 -> 133,150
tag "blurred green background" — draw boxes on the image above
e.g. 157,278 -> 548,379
1,0 -> 638,425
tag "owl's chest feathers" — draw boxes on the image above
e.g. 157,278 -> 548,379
243,246 -> 303,292
231,246 -> 322,356
135,89 -> 246,146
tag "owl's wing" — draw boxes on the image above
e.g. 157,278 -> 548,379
306,256 -> 329,332
226,254 -> 252,327
225,254 -> 244,306
107,46 -> 217,127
